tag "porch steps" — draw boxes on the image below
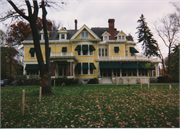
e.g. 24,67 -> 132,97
101,77 -> 112,84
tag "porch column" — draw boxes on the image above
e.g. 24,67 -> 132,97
152,70 -> 154,77
120,69 -> 122,77
137,69 -> 139,77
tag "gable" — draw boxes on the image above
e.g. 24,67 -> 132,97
70,24 -> 100,40
101,31 -> 111,36
116,30 -> 127,37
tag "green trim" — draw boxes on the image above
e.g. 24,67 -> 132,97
122,62 -> 139,69
90,63 -> 96,69
139,62 -> 146,69
130,47 -> 139,53
89,45 -> 95,51
62,47 -> 67,52
25,64 -> 39,70
49,47 -> 51,52
83,63 -> 88,69
75,63 -> 81,70
75,45 -> 81,51
82,45 -> 88,51
99,62 -> 121,69
29,48 -> 35,53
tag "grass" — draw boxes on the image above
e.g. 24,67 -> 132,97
1,84 -> 179,128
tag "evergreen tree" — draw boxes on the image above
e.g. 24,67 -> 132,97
136,14 -> 159,57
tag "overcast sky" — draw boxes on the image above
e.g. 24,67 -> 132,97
0,0 -> 179,62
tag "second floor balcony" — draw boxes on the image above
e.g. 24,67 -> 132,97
97,55 -> 160,62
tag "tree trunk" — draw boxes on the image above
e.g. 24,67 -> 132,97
29,18 -> 46,77
167,46 -> 171,74
41,0 -> 52,94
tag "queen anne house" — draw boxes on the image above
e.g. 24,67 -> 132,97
22,19 -> 160,84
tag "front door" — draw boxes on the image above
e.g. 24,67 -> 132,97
58,64 -> 67,77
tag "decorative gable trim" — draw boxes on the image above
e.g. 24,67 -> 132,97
70,24 -> 100,40
116,30 -> 127,37
101,31 -> 111,36
58,27 -> 68,33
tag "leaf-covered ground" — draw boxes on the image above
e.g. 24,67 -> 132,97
1,84 -> 179,128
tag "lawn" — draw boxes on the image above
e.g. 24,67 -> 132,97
1,84 -> 179,128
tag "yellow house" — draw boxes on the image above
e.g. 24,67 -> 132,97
22,19 -> 160,84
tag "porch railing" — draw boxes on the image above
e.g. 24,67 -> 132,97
98,56 -> 160,61
51,52 -> 74,57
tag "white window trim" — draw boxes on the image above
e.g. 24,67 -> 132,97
78,62 -> 95,75
81,31 -> 89,39
41,34 -> 44,40
103,35 -> 109,41
77,45 -> 94,56
59,33 -> 67,40
118,35 -> 126,41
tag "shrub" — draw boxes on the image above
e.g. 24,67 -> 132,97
157,73 -> 173,83
52,78 -> 79,86
88,78 -> 98,84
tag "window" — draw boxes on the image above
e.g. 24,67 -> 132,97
122,36 -> 125,40
78,50 -> 81,56
104,36 -> 108,41
105,49 -> 107,56
27,70 -> 38,75
99,48 -> 101,56
125,50 -> 128,56
90,68 -> 93,74
127,69 -> 131,76
118,35 -> 126,40
114,47 -> 119,54
81,31 -> 88,38
122,69 -> 126,76
133,69 -> 137,76
113,69 -> 120,77
58,65 -> 67,77
131,53 -> 135,56
83,50 -> 88,55
31,52 -> 35,58
90,50 -> 93,55
102,49 -> 104,56
118,36 -> 121,40
83,69 -> 88,74
61,34 -> 65,39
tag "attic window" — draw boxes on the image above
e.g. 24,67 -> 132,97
81,31 -> 88,39
104,36 -> 108,41
118,35 -> 126,40
59,33 -> 66,40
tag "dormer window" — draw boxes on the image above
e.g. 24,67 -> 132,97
104,35 -> 109,41
59,33 -> 66,40
81,31 -> 88,39
118,35 -> 126,40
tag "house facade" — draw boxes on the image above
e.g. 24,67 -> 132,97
22,19 -> 160,84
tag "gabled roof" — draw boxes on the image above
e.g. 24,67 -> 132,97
70,24 -> 100,40
101,31 -> 111,36
116,30 -> 127,37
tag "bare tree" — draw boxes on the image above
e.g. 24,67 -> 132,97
155,12 -> 180,74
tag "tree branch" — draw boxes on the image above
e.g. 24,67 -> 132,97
33,1 -> 38,21
25,0 -> 32,18
7,0 -> 29,21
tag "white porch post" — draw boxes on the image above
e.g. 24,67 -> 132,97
120,69 -> 122,77
137,69 -> 139,77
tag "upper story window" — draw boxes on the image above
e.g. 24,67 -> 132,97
114,47 -> 119,54
125,50 -> 129,56
99,48 -> 107,57
81,31 -> 89,39
59,33 -> 66,40
75,45 -> 95,56
103,35 -> 109,41
118,35 -> 126,40
29,48 -> 35,58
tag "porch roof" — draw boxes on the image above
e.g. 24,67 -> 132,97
100,62 -> 121,69
122,62 -> 139,69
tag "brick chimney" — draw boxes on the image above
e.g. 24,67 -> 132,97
47,22 -> 53,30
108,19 -> 115,40
75,19 -> 77,30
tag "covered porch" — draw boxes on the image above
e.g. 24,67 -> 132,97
50,53 -> 77,78
98,61 -> 159,84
